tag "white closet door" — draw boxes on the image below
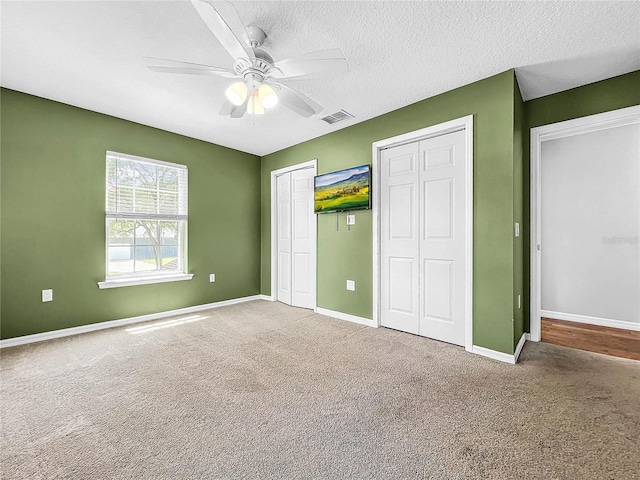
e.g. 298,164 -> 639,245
380,142 -> 421,334
277,172 -> 292,305
291,168 -> 316,309
379,129 -> 468,346
419,130 -> 467,346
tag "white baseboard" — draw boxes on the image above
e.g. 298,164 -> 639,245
541,310 -> 640,332
472,345 -> 517,364
514,332 -> 527,362
472,332 -> 527,365
0,294 -> 265,349
258,294 -> 275,301
316,307 -> 377,328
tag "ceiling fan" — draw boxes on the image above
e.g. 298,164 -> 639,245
147,0 -> 349,119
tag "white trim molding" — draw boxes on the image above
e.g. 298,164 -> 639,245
98,273 -> 194,289
371,115 -> 474,352
0,295 -> 264,349
269,159 -> 318,308
316,307 -> 377,328
541,310 -> 640,332
530,105 -> 640,342
514,332 -> 527,362
472,333 -> 527,364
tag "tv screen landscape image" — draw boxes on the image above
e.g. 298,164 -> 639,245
314,164 -> 371,214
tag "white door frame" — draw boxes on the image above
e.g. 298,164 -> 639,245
529,105 -> 640,341
270,159 -> 318,309
372,115 -> 474,352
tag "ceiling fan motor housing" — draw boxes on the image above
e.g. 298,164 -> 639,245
233,48 -> 274,81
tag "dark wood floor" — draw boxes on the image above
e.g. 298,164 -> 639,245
542,317 -> 640,361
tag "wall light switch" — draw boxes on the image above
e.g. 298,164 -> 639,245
515,222 -> 520,238
42,289 -> 53,302
209,274 -> 216,283
518,294 -> 521,309
346,280 -> 356,291
346,214 -> 356,226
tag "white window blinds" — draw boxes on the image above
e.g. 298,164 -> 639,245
106,151 -> 188,220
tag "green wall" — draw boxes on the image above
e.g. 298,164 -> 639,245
262,70 -> 520,354
1,88 -> 261,339
522,70 -> 640,332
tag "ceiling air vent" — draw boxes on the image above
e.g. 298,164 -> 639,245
321,110 -> 354,125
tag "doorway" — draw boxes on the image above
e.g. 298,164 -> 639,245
372,116 -> 473,350
270,160 -> 317,310
530,105 -> 640,342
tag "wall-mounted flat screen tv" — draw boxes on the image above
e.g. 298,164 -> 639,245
314,164 -> 371,214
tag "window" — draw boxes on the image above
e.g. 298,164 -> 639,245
98,151 -> 192,288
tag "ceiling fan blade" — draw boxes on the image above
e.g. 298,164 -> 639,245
270,82 -> 323,117
146,57 -> 236,77
271,49 -> 348,79
229,96 -> 249,118
219,99 -> 235,115
148,65 -> 236,78
191,0 -> 254,62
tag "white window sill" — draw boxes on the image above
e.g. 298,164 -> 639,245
98,273 -> 194,289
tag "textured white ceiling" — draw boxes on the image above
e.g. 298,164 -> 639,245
2,1 -> 639,156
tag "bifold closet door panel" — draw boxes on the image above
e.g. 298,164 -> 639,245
277,172 -> 292,305
419,129 -> 467,346
290,167 -> 316,309
380,142 -> 421,335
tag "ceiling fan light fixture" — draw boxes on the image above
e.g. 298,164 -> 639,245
258,83 -> 278,109
247,89 -> 265,115
225,81 -> 248,106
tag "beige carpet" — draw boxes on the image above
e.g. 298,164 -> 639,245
1,300 -> 639,479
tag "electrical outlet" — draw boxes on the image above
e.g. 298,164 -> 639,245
346,280 -> 356,291
42,289 -> 53,302
209,274 -> 216,283
346,214 -> 356,226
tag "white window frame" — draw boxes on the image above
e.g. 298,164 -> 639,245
98,151 -> 193,289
